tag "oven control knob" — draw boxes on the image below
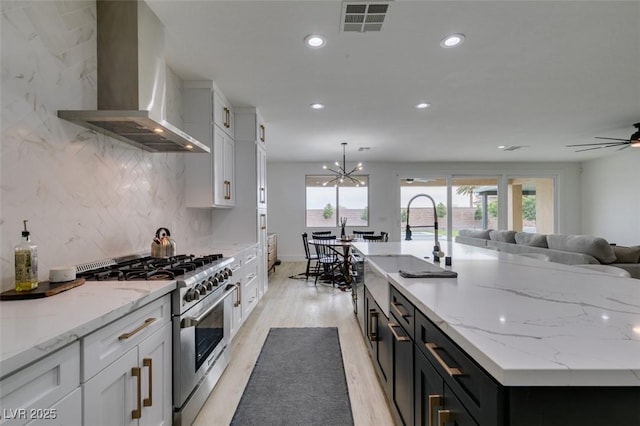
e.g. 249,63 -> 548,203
226,268 -> 233,277
211,276 -> 220,287
222,269 -> 230,279
216,272 -> 225,282
205,278 -> 214,290
195,283 -> 207,296
185,289 -> 199,302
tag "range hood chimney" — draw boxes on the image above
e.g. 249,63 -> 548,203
58,0 -> 209,153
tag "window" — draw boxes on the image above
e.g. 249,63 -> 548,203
451,177 -> 500,233
306,175 -> 369,228
400,178 -> 448,240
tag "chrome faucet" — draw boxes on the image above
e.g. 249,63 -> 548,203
405,193 -> 445,262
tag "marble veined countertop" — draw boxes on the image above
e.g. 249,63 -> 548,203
352,241 -> 640,386
0,279 -> 176,377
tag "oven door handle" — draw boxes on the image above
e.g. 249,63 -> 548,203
180,284 -> 238,328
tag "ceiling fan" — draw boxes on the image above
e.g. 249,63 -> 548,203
566,123 -> 640,152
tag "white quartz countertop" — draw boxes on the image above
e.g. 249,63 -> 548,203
0,279 -> 176,377
352,241 -> 640,386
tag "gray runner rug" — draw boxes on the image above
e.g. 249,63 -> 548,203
230,327 -> 354,426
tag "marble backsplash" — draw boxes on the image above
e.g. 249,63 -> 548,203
1,1 -> 213,292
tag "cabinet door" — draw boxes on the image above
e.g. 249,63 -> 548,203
438,383 -> 478,426
24,387 -> 81,426
223,136 -> 235,205
257,144 -> 267,207
376,309 -> 392,394
389,322 -> 414,426
415,347 -> 444,426
213,126 -> 227,206
138,323 -> 172,426
83,347 -> 138,426
213,92 -> 233,138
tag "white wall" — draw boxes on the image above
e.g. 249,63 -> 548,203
0,1 -> 213,291
580,149 -> 640,246
268,161 -> 582,261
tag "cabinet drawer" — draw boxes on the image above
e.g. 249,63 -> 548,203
244,245 -> 259,265
415,311 -> 501,425
82,295 -> 171,382
390,285 -> 415,340
1,342 -> 80,426
243,274 -> 259,317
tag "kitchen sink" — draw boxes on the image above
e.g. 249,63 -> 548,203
368,254 -> 442,274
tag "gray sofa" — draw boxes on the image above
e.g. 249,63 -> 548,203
455,229 -> 640,278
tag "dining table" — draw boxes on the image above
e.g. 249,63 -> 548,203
308,238 -> 358,285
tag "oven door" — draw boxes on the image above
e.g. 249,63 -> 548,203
173,283 -> 236,408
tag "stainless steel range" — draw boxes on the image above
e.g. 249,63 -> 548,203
77,253 -> 238,426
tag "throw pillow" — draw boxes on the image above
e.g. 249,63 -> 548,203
459,229 -> 492,240
611,245 -> 640,263
489,230 -> 517,243
546,234 -> 617,264
515,232 -> 548,248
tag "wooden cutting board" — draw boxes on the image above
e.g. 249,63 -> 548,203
0,278 -> 86,300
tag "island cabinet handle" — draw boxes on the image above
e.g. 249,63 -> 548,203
388,323 -> 410,342
428,395 -> 443,426
143,358 -> 153,407
368,309 -> 379,341
438,409 -> 453,426
131,367 -> 142,419
119,317 -> 156,340
234,282 -> 241,307
425,342 -> 462,376
391,301 -> 410,319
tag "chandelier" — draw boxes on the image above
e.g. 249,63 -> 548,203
322,142 -> 365,187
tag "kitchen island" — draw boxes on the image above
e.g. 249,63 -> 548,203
352,240 -> 640,425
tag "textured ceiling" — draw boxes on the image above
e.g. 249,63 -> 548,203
147,0 -> 640,163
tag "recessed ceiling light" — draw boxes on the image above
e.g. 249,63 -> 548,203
310,103 -> 325,110
441,33 -> 465,48
415,102 -> 431,109
304,34 -> 326,49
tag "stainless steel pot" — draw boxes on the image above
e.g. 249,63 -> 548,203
151,227 -> 176,258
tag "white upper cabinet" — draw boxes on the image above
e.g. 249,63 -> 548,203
183,81 -> 235,208
213,92 -> 234,139
235,107 -> 267,208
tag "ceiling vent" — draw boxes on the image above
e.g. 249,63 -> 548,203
341,1 -> 392,32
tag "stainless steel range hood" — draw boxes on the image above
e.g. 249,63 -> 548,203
58,0 -> 209,153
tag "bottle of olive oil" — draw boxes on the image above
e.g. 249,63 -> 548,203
15,220 -> 38,292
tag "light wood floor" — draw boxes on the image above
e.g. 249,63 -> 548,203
193,261 -> 395,426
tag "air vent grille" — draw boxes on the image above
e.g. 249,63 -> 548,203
341,1 -> 392,32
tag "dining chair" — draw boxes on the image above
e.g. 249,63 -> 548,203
353,230 -> 375,236
301,233 -> 319,279
312,231 -> 332,236
312,236 -> 342,286
363,234 -> 385,242
380,231 -> 389,242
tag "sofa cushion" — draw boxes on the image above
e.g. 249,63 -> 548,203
515,232 -> 548,248
611,245 -> 640,263
546,234 -> 617,264
459,229 -> 492,240
489,230 -> 517,243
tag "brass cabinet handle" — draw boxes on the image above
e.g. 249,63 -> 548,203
428,395 -> 443,426
391,301 -> 410,319
388,322 -> 410,342
234,282 -> 241,307
368,309 -> 379,341
259,187 -> 265,203
259,124 -> 265,142
143,358 -> 153,407
224,107 -> 230,128
425,342 -> 462,376
438,409 -> 453,426
119,317 -> 156,340
131,367 -> 142,419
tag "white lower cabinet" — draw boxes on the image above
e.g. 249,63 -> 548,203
0,343 -> 80,426
82,295 -> 172,426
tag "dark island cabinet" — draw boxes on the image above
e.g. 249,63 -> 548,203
390,287 -> 415,426
363,288 -> 393,398
415,346 -> 478,426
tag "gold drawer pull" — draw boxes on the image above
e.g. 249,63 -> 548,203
429,395 -> 443,426
131,367 -> 142,419
259,124 -> 265,142
438,409 -> 453,426
119,318 -> 156,340
143,358 -> 153,407
426,342 -> 462,376
391,301 -> 410,319
388,323 -> 410,342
